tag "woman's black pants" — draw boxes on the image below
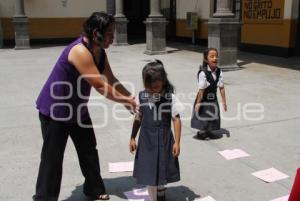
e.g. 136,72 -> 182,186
33,113 -> 106,201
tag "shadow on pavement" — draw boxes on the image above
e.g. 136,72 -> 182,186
62,176 -> 200,201
61,185 -> 85,201
166,42 -> 300,71
214,128 -> 230,138
239,52 -> 300,71
164,185 -> 201,201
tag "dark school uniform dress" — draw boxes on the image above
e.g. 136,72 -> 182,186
191,65 -> 223,131
133,91 -> 183,186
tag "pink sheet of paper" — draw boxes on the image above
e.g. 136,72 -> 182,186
124,188 -> 150,201
218,149 -> 250,160
252,168 -> 289,183
270,195 -> 289,201
195,196 -> 217,201
108,161 -> 134,173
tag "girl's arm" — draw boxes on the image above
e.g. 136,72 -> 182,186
131,118 -> 141,140
172,114 -> 182,157
219,87 -> 227,112
196,71 -> 207,111
129,117 -> 141,153
195,89 -> 204,111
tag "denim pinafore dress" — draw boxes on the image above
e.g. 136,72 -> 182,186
133,91 -> 180,186
191,66 -> 221,131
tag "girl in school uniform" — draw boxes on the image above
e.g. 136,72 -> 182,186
129,60 -> 184,201
191,48 -> 227,139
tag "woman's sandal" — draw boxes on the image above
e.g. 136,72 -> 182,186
95,194 -> 110,200
157,187 -> 167,201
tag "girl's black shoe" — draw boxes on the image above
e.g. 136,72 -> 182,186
197,131 -> 209,139
157,195 -> 165,201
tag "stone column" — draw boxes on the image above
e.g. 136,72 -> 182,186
115,0 -> 124,17
113,0 -> 128,46
13,0 -> 30,49
213,0 -> 234,17
208,0 -> 241,70
144,0 -> 168,55
106,0 -> 115,16
149,0 -> 163,17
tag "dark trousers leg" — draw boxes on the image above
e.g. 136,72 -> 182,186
34,114 -> 68,201
69,118 -> 106,197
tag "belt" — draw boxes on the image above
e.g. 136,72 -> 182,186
206,93 -> 216,100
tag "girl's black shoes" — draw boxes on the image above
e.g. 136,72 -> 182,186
197,131 -> 222,140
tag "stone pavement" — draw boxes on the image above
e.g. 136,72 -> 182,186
0,42 -> 300,201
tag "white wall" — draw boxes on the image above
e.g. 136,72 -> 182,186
291,0 -> 299,19
284,0 -> 294,18
161,0 -> 170,9
0,0 -> 107,18
0,0 -> 14,17
176,0 -> 211,19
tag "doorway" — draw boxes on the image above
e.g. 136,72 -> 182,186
124,0 -> 176,43
162,0 -> 177,40
295,2 -> 300,56
124,0 -> 149,43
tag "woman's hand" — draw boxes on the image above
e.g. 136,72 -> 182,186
172,142 -> 180,157
132,96 -> 140,115
129,139 -> 137,154
125,96 -> 138,115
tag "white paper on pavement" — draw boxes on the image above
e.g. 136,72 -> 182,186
218,149 -> 250,160
252,168 -> 289,183
270,195 -> 289,201
194,195 -> 217,201
124,188 -> 150,201
108,161 -> 134,173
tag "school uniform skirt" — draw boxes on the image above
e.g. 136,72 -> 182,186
191,99 -> 220,131
133,126 -> 180,186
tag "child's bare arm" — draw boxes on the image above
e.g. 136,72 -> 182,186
131,118 -> 141,140
129,117 -> 141,153
219,87 -> 227,111
172,115 -> 182,157
195,89 -> 204,111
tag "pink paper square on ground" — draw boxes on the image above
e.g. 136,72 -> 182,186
195,196 -> 217,201
252,168 -> 289,183
124,188 -> 150,201
108,161 -> 134,173
270,195 -> 289,201
218,149 -> 250,160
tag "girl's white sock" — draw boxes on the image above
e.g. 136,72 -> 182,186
147,186 -> 157,201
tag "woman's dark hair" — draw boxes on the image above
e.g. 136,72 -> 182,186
142,59 -> 174,94
83,12 -> 115,43
201,47 -> 218,68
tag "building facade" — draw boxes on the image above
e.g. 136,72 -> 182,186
0,0 -> 299,56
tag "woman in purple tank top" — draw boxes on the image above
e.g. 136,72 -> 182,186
33,12 -> 136,201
